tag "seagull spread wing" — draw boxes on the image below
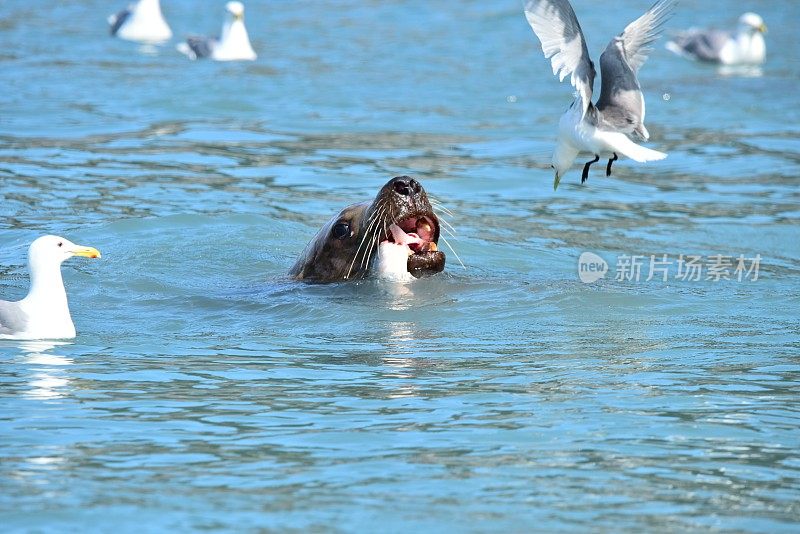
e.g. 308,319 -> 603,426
619,0 -> 676,72
595,0 -> 675,140
523,0 -> 596,114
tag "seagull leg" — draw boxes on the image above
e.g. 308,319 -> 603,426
581,155 -> 600,184
606,153 -> 618,176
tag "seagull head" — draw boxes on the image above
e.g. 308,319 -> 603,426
551,146 -> 577,191
28,235 -> 101,270
225,1 -> 246,21
739,12 -> 766,34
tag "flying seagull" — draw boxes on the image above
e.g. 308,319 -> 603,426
666,12 -> 766,65
109,0 -> 172,44
523,0 -> 674,189
0,236 -> 101,340
177,2 -> 257,61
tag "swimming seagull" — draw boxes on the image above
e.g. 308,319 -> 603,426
0,236 -> 101,340
108,0 -> 172,44
666,13 -> 766,65
523,0 -> 674,189
177,2 -> 257,61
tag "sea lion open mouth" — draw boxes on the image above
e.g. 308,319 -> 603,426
290,176 -> 446,282
384,215 -> 442,278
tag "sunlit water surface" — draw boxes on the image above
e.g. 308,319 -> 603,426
1,0 -> 799,531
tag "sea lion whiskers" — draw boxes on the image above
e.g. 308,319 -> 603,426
429,199 -> 457,236
357,206 -> 389,276
439,235 -> 465,270
361,205 -> 393,276
436,214 -> 457,239
360,223 -> 384,277
426,197 -> 457,239
345,205 -> 382,279
428,196 -> 454,217
345,202 -> 388,279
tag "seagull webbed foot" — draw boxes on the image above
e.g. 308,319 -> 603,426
581,155 -> 600,184
606,153 -> 618,177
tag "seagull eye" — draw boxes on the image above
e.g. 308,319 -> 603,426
332,222 -> 351,239
57,242 -> 63,247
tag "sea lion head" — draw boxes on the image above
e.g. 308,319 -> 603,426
290,176 -> 446,282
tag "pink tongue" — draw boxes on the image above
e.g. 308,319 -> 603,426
389,224 -> 424,246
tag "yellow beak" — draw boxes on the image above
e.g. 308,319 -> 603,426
72,246 -> 101,259
553,173 -> 562,191
759,23 -> 767,33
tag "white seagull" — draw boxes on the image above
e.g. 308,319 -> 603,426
108,0 -> 172,44
177,2 -> 257,61
666,12 -> 766,65
523,0 -> 674,189
0,236 -> 101,340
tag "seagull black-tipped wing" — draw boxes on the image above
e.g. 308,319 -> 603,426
668,29 -> 731,62
185,36 -> 215,59
108,8 -> 131,36
523,0 -> 596,115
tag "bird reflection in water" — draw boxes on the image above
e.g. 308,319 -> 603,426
18,340 -> 73,400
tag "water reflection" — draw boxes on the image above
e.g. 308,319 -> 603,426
383,320 -> 416,354
17,340 -> 73,400
25,455 -> 65,467
136,44 -> 161,56
717,65 -> 764,78
381,321 -> 420,398
381,280 -> 415,309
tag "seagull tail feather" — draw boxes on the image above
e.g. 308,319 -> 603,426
600,133 -> 667,163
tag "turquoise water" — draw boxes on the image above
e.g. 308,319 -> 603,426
1,0 -> 799,531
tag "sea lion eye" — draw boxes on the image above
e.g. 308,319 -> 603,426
332,222 -> 351,239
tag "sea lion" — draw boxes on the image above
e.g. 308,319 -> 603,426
290,176 -> 445,282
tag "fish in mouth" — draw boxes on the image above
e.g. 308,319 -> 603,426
290,176 -> 446,282
378,213 -> 441,280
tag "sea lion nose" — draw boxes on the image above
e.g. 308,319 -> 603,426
391,176 -> 421,196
